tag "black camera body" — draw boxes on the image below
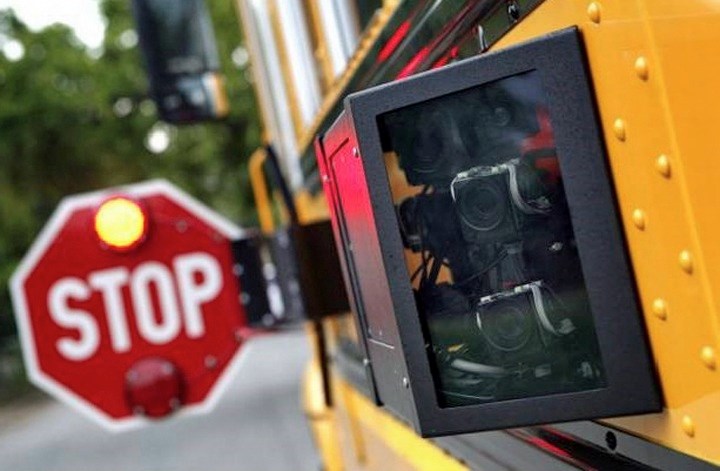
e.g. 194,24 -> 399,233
474,282 -> 573,365
424,281 -> 599,406
451,164 -> 522,245
451,159 -> 552,247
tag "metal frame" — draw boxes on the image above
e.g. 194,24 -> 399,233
326,27 -> 661,436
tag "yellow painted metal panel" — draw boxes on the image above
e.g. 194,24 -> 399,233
333,377 -> 468,471
492,0 -> 720,464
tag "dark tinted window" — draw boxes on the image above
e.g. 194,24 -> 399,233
379,71 -> 606,407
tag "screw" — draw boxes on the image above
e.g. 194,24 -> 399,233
240,292 -> 251,305
175,220 -> 188,233
352,147 -> 360,158
549,242 -> 564,253
262,313 -> 275,327
204,355 -> 218,369
233,264 -> 245,277
402,377 -> 410,388
605,431 -> 617,451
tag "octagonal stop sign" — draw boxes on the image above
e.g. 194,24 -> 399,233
10,180 -> 254,431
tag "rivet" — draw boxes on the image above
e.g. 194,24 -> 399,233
652,298 -> 668,320
701,346 -> 716,370
682,415 -> 695,437
634,57 -> 649,80
656,154 -> 671,178
204,355 -> 218,369
613,119 -> 626,141
632,209 -> 646,230
402,377 -> 410,388
352,147 -> 360,158
587,2 -> 601,24
679,250 -> 694,274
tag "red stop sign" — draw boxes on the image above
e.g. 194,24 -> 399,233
10,180 -> 252,431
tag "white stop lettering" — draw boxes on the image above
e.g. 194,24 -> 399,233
46,252 -> 225,361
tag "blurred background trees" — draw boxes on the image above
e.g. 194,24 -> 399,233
0,0 -> 261,347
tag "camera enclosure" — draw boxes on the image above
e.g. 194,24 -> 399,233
315,28 -> 660,436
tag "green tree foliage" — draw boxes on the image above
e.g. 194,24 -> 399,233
0,0 -> 261,339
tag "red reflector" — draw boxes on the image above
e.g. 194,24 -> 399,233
124,357 -> 184,418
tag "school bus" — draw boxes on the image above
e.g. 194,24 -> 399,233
135,1 -> 720,469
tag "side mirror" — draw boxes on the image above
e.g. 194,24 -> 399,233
132,0 -> 229,124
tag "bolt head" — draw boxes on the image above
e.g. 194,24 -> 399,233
635,56 -> 649,80
679,250 -> 694,274
652,298 -> 668,320
682,415 -> 695,437
632,209 -> 646,230
613,119 -> 627,141
701,346 -> 716,370
656,154 -> 671,178
587,2 -> 602,24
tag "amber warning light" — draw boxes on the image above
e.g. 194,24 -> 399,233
94,196 -> 149,251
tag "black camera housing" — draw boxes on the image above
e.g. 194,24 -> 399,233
316,28 -> 660,436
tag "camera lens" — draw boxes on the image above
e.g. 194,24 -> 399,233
456,181 -> 506,232
477,300 -> 534,352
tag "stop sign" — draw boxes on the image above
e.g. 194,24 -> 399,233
10,180 -> 253,431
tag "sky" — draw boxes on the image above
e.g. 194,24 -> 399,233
0,0 -> 106,48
